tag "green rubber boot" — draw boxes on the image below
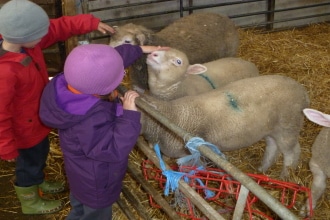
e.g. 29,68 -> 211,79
14,185 -> 63,214
39,180 -> 65,194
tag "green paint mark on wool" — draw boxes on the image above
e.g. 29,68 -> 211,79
198,73 -> 216,89
226,92 -> 240,111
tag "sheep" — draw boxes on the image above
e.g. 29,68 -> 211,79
139,74 -> 310,178
146,48 -> 259,100
302,108 -> 330,214
109,13 -> 240,91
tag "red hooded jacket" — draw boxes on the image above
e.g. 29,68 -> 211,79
0,14 -> 100,160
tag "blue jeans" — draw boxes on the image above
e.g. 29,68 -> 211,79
15,137 -> 49,187
66,193 -> 112,220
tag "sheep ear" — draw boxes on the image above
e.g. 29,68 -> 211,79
186,64 -> 207,75
303,108 -> 330,127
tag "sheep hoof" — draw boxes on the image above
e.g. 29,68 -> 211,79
279,169 -> 289,180
299,204 -> 308,218
257,166 -> 267,174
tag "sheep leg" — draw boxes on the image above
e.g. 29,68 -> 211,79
269,131 -> 301,178
258,136 -> 279,173
307,159 -> 327,212
279,141 -> 301,178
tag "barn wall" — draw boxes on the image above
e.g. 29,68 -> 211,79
33,0 -> 65,75
274,0 -> 330,28
83,0 -> 330,28
1,0 -> 329,74
73,0 -> 330,46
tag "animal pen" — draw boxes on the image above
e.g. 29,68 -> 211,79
0,0 -> 329,220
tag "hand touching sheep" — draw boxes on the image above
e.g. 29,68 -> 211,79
140,45 -> 170,54
97,22 -> 116,34
120,90 -> 140,111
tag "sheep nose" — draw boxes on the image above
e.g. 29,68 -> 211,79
151,51 -> 159,57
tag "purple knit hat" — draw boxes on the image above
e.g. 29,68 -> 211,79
64,44 -> 125,95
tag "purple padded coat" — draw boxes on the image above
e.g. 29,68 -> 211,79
39,44 -> 142,209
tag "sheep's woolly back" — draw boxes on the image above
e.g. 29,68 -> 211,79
310,127 -> 330,177
156,13 -> 239,63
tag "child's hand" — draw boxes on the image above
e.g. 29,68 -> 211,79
140,45 -> 170,53
120,90 -> 140,111
97,22 -> 116,34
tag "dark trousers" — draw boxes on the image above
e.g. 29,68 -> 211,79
15,137 -> 49,187
66,193 -> 112,220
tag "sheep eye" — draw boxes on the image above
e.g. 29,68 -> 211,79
175,58 -> 182,66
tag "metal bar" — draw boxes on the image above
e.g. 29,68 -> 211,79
232,185 -> 250,220
121,186 -> 153,220
270,12 -> 330,24
181,1 -> 329,13
101,10 -> 180,23
266,0 -> 275,30
230,2 -> 330,19
240,12 -> 330,29
88,0 -> 175,12
116,198 -> 138,220
188,0 -> 193,14
182,0 -> 265,10
229,10 -> 274,19
179,0 -> 183,17
267,2 -> 330,13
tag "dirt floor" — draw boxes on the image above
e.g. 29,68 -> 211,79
0,22 -> 329,220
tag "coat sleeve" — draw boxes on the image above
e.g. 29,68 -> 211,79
39,14 -> 100,49
0,64 -> 19,160
114,44 -> 143,68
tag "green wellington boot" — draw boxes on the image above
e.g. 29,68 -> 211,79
38,180 -> 65,194
14,185 -> 63,214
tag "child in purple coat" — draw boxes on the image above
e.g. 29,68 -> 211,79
39,43 -> 166,219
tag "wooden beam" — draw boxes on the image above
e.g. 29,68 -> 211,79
62,0 -> 78,55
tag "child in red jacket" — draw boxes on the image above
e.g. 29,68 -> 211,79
0,0 -> 115,214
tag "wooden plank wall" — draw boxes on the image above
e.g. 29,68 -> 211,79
32,0 -> 64,75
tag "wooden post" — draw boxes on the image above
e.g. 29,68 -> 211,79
62,0 -> 77,55
0,0 -> 9,6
